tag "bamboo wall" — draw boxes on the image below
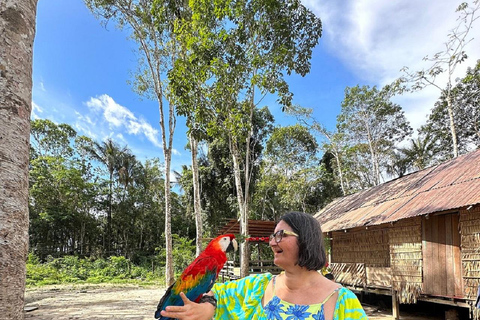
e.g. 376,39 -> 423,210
329,262 -> 365,287
331,225 -> 390,287
459,207 -> 480,301
390,217 -> 423,303
332,226 -> 389,266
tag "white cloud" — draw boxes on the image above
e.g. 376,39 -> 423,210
115,133 -> 128,145
31,101 -> 43,119
303,0 -> 480,131
74,122 -> 98,140
84,94 -> 174,151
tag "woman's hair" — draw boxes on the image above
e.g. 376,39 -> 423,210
279,211 -> 327,271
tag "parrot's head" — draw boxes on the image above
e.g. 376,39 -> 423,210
212,234 -> 238,253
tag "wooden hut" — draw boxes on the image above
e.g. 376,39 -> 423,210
315,149 -> 480,318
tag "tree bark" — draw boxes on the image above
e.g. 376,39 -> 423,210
230,137 -> 249,278
363,113 -> 381,185
0,0 -> 38,319
446,92 -> 459,158
189,134 -> 203,256
162,118 -> 174,285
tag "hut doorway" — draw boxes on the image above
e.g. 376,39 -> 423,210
422,213 -> 463,298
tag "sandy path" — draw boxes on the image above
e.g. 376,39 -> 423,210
24,284 -> 440,319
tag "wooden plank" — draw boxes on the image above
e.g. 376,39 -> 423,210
452,214 -> 463,297
392,290 -> 400,320
445,214 -> 454,296
423,216 -> 432,294
432,216 -> 441,295
438,215 -> 447,296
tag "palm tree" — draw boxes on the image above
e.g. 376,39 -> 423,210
88,138 -> 126,255
401,133 -> 437,171
117,151 -> 137,202
387,133 -> 437,179
0,0 -> 38,318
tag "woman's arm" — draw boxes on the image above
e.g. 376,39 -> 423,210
159,292 -> 216,320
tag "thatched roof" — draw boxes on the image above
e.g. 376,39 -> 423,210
315,149 -> 480,232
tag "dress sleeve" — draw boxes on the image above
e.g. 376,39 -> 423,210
211,273 -> 272,320
333,288 -> 368,320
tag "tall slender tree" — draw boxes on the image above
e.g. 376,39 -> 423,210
0,0 -> 38,318
87,138 -> 126,255
401,0 -> 480,158
170,0 -> 322,276
338,85 -> 412,187
286,105 -> 349,195
420,60 -> 480,159
85,0 -> 183,284
169,18 -> 212,255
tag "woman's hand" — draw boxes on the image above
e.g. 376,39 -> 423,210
159,292 -> 216,320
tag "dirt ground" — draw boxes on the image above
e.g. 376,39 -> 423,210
24,284 -> 446,319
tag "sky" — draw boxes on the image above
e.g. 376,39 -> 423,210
32,0 -> 480,176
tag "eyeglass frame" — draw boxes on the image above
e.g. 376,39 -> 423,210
269,230 -> 299,243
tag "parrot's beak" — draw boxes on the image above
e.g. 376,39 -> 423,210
227,238 -> 238,253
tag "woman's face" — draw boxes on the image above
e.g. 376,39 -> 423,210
269,220 -> 299,269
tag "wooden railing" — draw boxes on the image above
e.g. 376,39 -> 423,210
219,260 -> 282,282
219,261 -> 240,282
249,260 -> 282,275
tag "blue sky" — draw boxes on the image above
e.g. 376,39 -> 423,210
33,0 -> 480,175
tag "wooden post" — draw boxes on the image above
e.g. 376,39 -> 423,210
392,290 -> 400,320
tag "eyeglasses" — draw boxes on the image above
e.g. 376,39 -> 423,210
269,230 -> 299,243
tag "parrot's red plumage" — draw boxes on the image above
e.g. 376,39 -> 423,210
154,234 -> 237,319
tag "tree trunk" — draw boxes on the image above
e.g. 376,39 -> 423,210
364,118 -> 380,185
0,0 -> 37,319
164,153 -> 173,285
163,96 -> 176,286
107,171 -> 113,255
189,134 -> 203,256
446,92 -> 459,158
332,148 -> 346,195
163,137 -> 174,285
230,137 -> 249,277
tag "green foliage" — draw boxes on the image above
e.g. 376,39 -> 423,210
420,59 -> 480,160
337,84 -> 412,186
26,253 -> 163,286
29,119 -> 178,261
265,124 -> 318,173
156,235 -> 196,274
30,119 -> 77,158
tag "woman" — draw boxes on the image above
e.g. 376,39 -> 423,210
160,212 -> 367,320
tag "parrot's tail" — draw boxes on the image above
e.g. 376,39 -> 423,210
154,283 -> 174,319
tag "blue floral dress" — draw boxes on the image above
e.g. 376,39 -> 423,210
211,273 -> 367,320
263,275 -> 340,320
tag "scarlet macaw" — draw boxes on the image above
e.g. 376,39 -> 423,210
154,234 -> 238,319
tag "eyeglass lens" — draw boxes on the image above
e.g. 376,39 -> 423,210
269,230 -> 284,243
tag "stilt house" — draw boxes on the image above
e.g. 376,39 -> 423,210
315,149 -> 480,317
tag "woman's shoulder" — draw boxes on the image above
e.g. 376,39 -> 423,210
213,272 -> 273,292
334,287 -> 368,319
245,272 -> 274,283
337,287 -> 359,299
336,287 -> 362,304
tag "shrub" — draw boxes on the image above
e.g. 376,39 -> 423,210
156,235 -> 195,275
26,253 -> 163,286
